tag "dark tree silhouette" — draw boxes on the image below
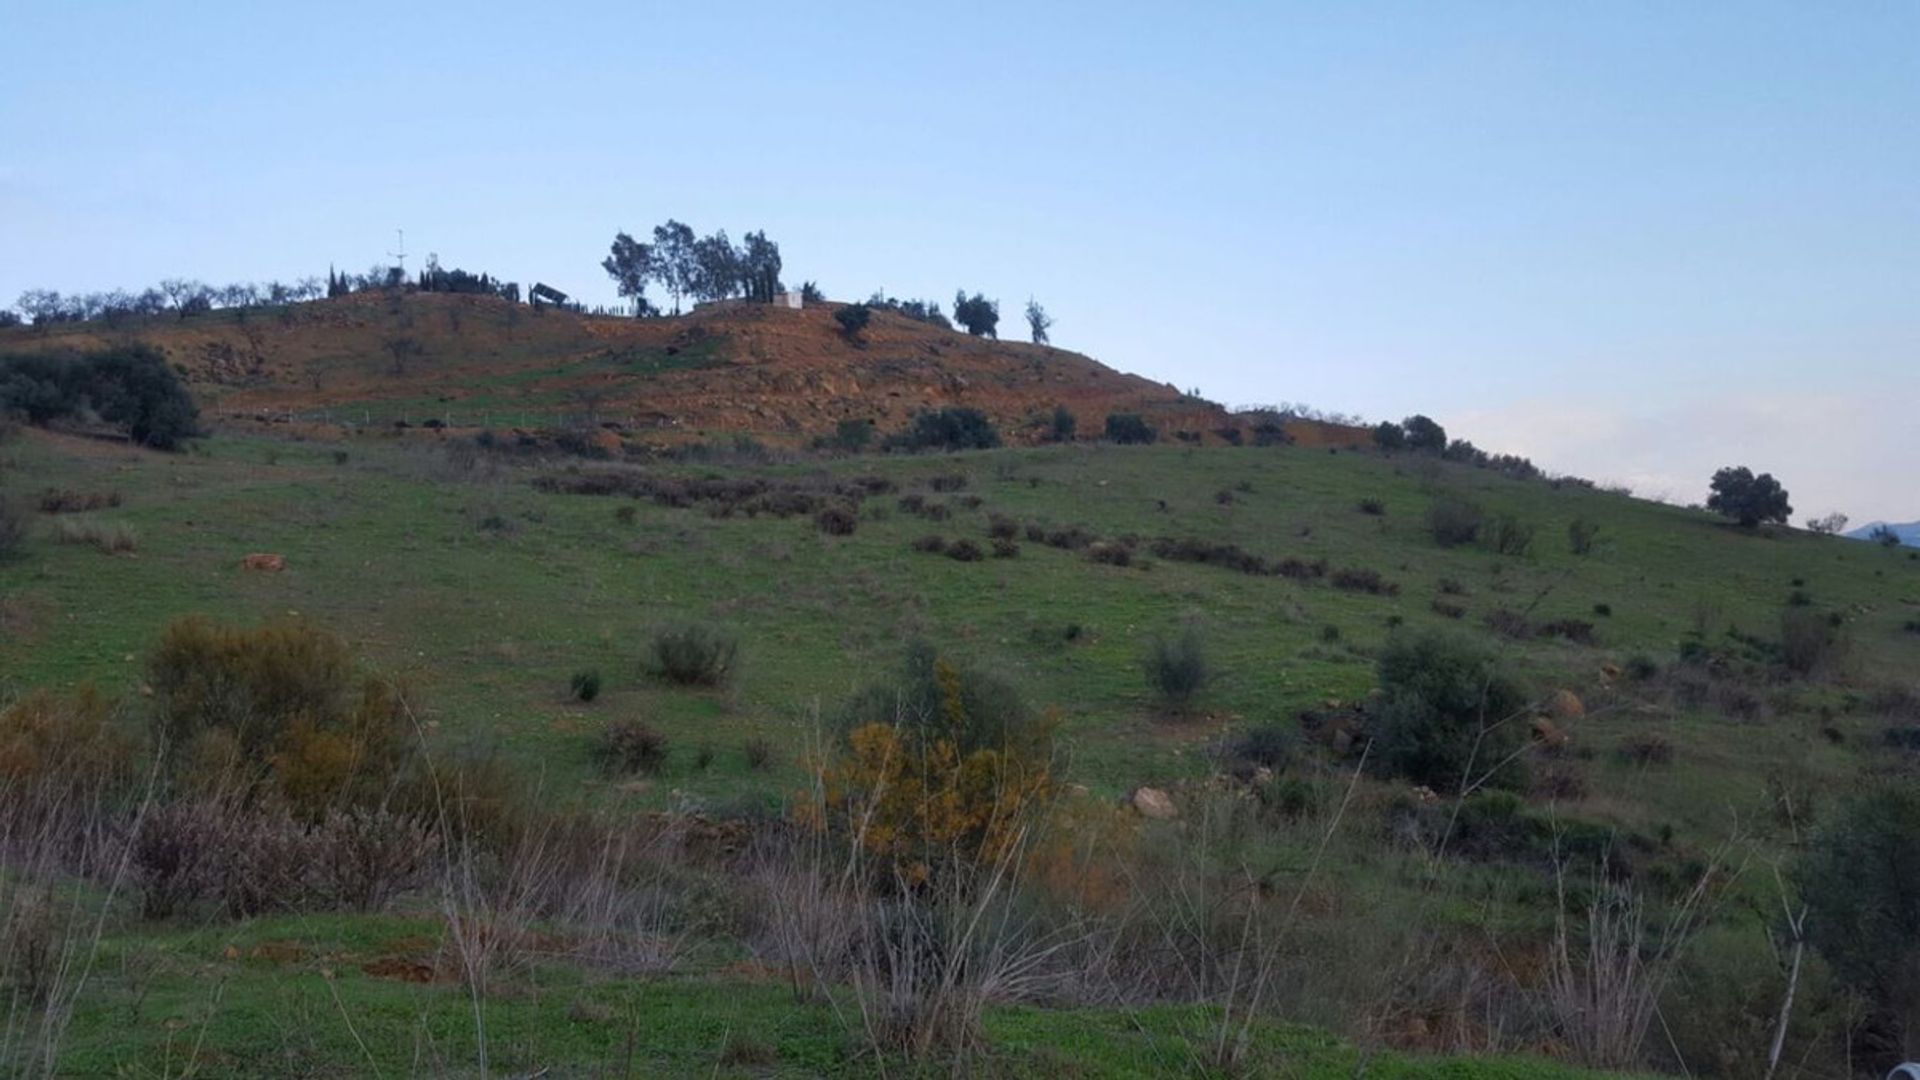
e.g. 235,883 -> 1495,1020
1025,298 -> 1052,345
602,232 -> 654,317
650,220 -> 697,314
1706,465 -> 1792,527
952,290 -> 999,337
834,304 -> 871,341
691,230 -> 740,303
1401,414 -> 1447,453
739,231 -> 782,302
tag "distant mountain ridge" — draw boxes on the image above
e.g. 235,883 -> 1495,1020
1846,521 -> 1920,547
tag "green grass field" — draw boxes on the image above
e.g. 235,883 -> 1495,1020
3,426 -> 1915,1075
6,430 -> 1912,810
46,909 -> 1655,1078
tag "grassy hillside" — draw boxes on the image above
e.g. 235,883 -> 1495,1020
0,384 -> 1912,1068
5,430 -> 1913,802
3,424 -> 1904,1068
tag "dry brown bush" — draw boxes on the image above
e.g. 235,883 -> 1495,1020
591,719 -> 668,775
51,518 -> 135,554
1546,863 -> 1724,1070
35,489 -> 120,514
814,504 -> 857,536
314,807 -> 435,912
0,689 -> 137,812
131,799 -> 228,919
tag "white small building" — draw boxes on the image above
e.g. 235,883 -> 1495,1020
773,291 -> 804,310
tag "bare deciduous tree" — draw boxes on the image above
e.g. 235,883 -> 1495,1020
1025,298 -> 1052,345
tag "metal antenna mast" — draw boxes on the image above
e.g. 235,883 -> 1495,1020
388,229 -> 408,275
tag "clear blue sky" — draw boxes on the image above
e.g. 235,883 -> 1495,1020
3,2 -> 1914,522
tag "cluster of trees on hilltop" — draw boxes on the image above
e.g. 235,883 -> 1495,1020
602,221 -> 784,316
864,292 -> 951,329
326,264 -> 405,296
942,292 -> 1052,343
2,230 -> 1070,348
1368,411 -> 1816,532
325,257 -> 521,302
847,290 -> 1053,344
1372,414 -> 1449,454
1371,414 -> 1543,480
3,225 -> 1068,345
9,278 -> 330,328
6,259 -> 525,331
414,257 -> 520,302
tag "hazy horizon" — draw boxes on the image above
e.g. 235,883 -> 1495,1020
4,1 -> 1913,523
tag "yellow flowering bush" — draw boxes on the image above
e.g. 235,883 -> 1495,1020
805,659 -> 1057,886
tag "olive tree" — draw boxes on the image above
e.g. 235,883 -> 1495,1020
1706,466 -> 1792,527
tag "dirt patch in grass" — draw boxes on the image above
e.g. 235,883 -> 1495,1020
362,955 -> 443,983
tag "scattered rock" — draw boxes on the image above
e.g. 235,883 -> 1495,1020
1129,786 -> 1177,819
1531,717 -> 1570,748
241,553 -> 286,572
363,956 -> 439,983
1546,689 -> 1585,720
247,942 -> 310,964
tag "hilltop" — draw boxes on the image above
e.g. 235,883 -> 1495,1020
1,292 -> 1367,449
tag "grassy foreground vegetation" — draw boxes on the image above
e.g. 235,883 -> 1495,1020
42,909 -> 1640,1078
2,423 -> 1917,1075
